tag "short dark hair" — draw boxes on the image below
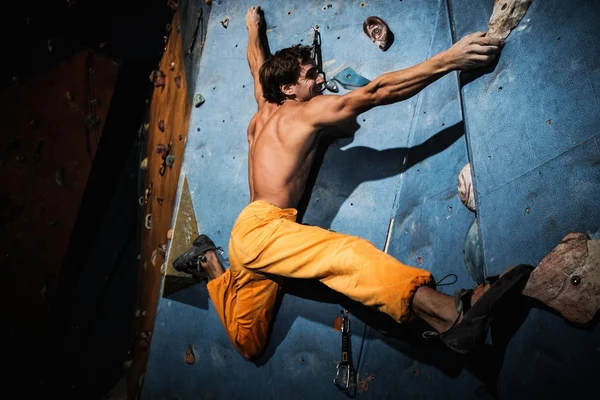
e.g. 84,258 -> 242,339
259,44 -> 312,104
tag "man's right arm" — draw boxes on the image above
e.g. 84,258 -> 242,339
303,31 -> 503,128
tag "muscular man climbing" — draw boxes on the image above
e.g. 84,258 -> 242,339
174,5 -> 533,359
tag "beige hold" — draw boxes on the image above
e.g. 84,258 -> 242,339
486,0 -> 533,41
140,157 -> 148,170
523,232 -> 600,325
458,163 -> 476,212
167,229 -> 174,240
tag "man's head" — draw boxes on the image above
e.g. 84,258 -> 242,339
259,44 -> 325,104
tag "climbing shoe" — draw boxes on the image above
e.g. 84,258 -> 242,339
172,234 -> 219,277
423,264 -> 534,354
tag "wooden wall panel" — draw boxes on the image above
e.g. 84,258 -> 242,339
0,50 -> 117,353
127,10 -> 192,399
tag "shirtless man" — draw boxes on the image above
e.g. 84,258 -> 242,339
174,5 -> 533,359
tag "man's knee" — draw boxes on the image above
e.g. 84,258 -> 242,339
236,335 -> 267,359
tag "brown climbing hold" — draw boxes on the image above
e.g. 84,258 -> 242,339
205,0 -> 212,5
156,143 -> 167,156
333,316 -> 342,331
167,229 -> 174,240
185,345 -> 196,365
157,197 -> 164,205
174,75 -> 182,89
523,232 -> 600,325
458,163 -> 476,212
486,0 -> 533,41
158,120 -> 165,132
158,243 -> 167,254
363,16 -> 394,51
154,70 -> 166,87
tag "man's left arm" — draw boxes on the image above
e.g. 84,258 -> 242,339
246,6 -> 271,108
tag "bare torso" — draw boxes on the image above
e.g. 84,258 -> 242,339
248,101 -> 321,209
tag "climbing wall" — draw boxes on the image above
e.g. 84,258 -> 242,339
141,0 -> 600,399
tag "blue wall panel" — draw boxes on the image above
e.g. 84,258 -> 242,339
450,0 -> 600,399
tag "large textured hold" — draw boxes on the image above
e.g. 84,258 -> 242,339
523,232 -> 600,325
486,0 -> 533,41
458,163 -> 476,212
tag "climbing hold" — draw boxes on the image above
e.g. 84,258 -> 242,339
55,167 -> 66,186
325,80 -> 339,93
193,94 -> 205,108
363,16 -> 394,51
140,157 -> 148,170
165,154 -> 175,168
458,163 -> 476,212
166,23 -> 172,33
332,67 -> 370,89
486,0 -> 533,41
174,75 -> 182,89
167,229 -> 174,240
33,138 -> 44,162
463,218 -> 485,285
158,120 -> 165,132
151,249 -> 157,266
47,39 -> 53,52
90,98 -> 99,106
144,123 -> 150,132
158,243 -> 167,254
185,345 -> 196,365
523,232 -> 600,325
66,91 -> 73,101
145,214 -> 152,230
221,17 -> 229,28
156,143 -> 167,155
205,0 -> 212,5
170,61 -> 175,71
157,197 -> 164,205
154,70 -> 166,87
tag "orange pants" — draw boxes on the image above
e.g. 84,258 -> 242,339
206,201 -> 433,359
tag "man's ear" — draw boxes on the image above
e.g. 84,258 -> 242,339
280,83 -> 294,96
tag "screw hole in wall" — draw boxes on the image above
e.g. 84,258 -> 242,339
287,10 -> 292,15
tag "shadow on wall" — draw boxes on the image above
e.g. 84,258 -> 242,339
296,120 -> 466,227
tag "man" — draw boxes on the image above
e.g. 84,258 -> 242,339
174,5 -> 533,359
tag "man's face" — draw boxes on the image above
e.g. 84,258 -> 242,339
287,61 -> 325,102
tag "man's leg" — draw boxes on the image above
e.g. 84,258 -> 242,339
412,286 -> 460,333
173,235 -> 278,359
230,205 -> 533,353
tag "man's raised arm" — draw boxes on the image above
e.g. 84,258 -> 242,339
246,6 -> 272,108
303,31 -> 503,128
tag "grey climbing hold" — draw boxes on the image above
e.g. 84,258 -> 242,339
332,67 -> 370,90
166,154 -> 175,168
193,94 -> 205,108
463,218 -> 485,285
325,80 -> 339,93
